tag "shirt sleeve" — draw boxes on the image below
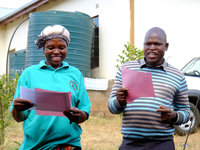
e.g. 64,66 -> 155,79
108,67 -> 126,114
76,74 -> 91,116
173,76 -> 190,125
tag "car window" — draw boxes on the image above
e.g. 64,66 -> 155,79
182,57 -> 200,77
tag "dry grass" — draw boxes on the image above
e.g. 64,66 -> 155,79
81,115 -> 122,150
174,128 -> 200,150
1,115 -> 200,150
81,116 -> 200,150
1,120 -> 23,150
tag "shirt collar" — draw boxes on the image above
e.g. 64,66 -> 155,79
139,58 -> 168,71
39,60 -> 69,69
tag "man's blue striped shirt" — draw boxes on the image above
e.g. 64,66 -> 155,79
108,59 -> 190,140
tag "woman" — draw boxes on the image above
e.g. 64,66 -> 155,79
10,25 -> 91,150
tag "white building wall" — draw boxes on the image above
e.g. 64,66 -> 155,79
44,0 -> 131,79
0,26 -> 6,75
5,19 -> 29,52
97,0 -> 130,79
134,0 -> 200,70
1,16 -> 29,74
6,0 -> 200,79
2,0 -> 131,79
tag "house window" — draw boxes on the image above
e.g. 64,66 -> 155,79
91,16 -> 99,69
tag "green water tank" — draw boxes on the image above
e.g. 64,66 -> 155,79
9,49 -> 26,77
26,11 -> 94,77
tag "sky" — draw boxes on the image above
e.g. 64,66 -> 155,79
0,0 -> 32,8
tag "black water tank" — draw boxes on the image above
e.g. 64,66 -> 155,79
26,11 -> 93,77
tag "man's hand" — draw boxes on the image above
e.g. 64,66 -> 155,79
63,107 -> 88,124
156,105 -> 177,124
13,97 -> 34,111
116,88 -> 128,106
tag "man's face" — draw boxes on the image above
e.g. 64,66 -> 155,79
143,32 -> 168,67
44,38 -> 67,69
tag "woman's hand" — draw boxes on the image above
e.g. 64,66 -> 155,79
63,107 -> 88,124
12,97 -> 34,122
13,97 -> 34,111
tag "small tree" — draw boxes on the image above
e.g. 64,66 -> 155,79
116,42 -> 144,68
0,73 -> 19,144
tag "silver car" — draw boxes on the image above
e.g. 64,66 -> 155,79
175,57 -> 200,136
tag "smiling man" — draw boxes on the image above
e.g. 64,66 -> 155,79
108,27 -> 190,150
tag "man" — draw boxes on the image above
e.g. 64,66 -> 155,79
108,27 -> 190,150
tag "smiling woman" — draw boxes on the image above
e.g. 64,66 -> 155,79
44,38 -> 67,69
35,25 -> 70,69
9,24 -> 91,150
25,11 -> 93,77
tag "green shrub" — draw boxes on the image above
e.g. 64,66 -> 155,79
0,73 -> 19,144
116,42 -> 144,68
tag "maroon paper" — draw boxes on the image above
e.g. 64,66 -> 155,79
121,66 -> 155,103
35,88 -> 71,117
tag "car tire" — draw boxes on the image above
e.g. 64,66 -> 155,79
174,102 -> 200,136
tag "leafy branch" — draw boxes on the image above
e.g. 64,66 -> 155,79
116,42 -> 144,68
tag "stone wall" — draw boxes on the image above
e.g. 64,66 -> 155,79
87,79 -> 116,118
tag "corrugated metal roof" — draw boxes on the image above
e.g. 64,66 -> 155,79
0,7 -> 15,18
0,0 -> 39,21
0,0 -> 49,25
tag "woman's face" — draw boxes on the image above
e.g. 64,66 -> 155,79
44,38 -> 67,69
